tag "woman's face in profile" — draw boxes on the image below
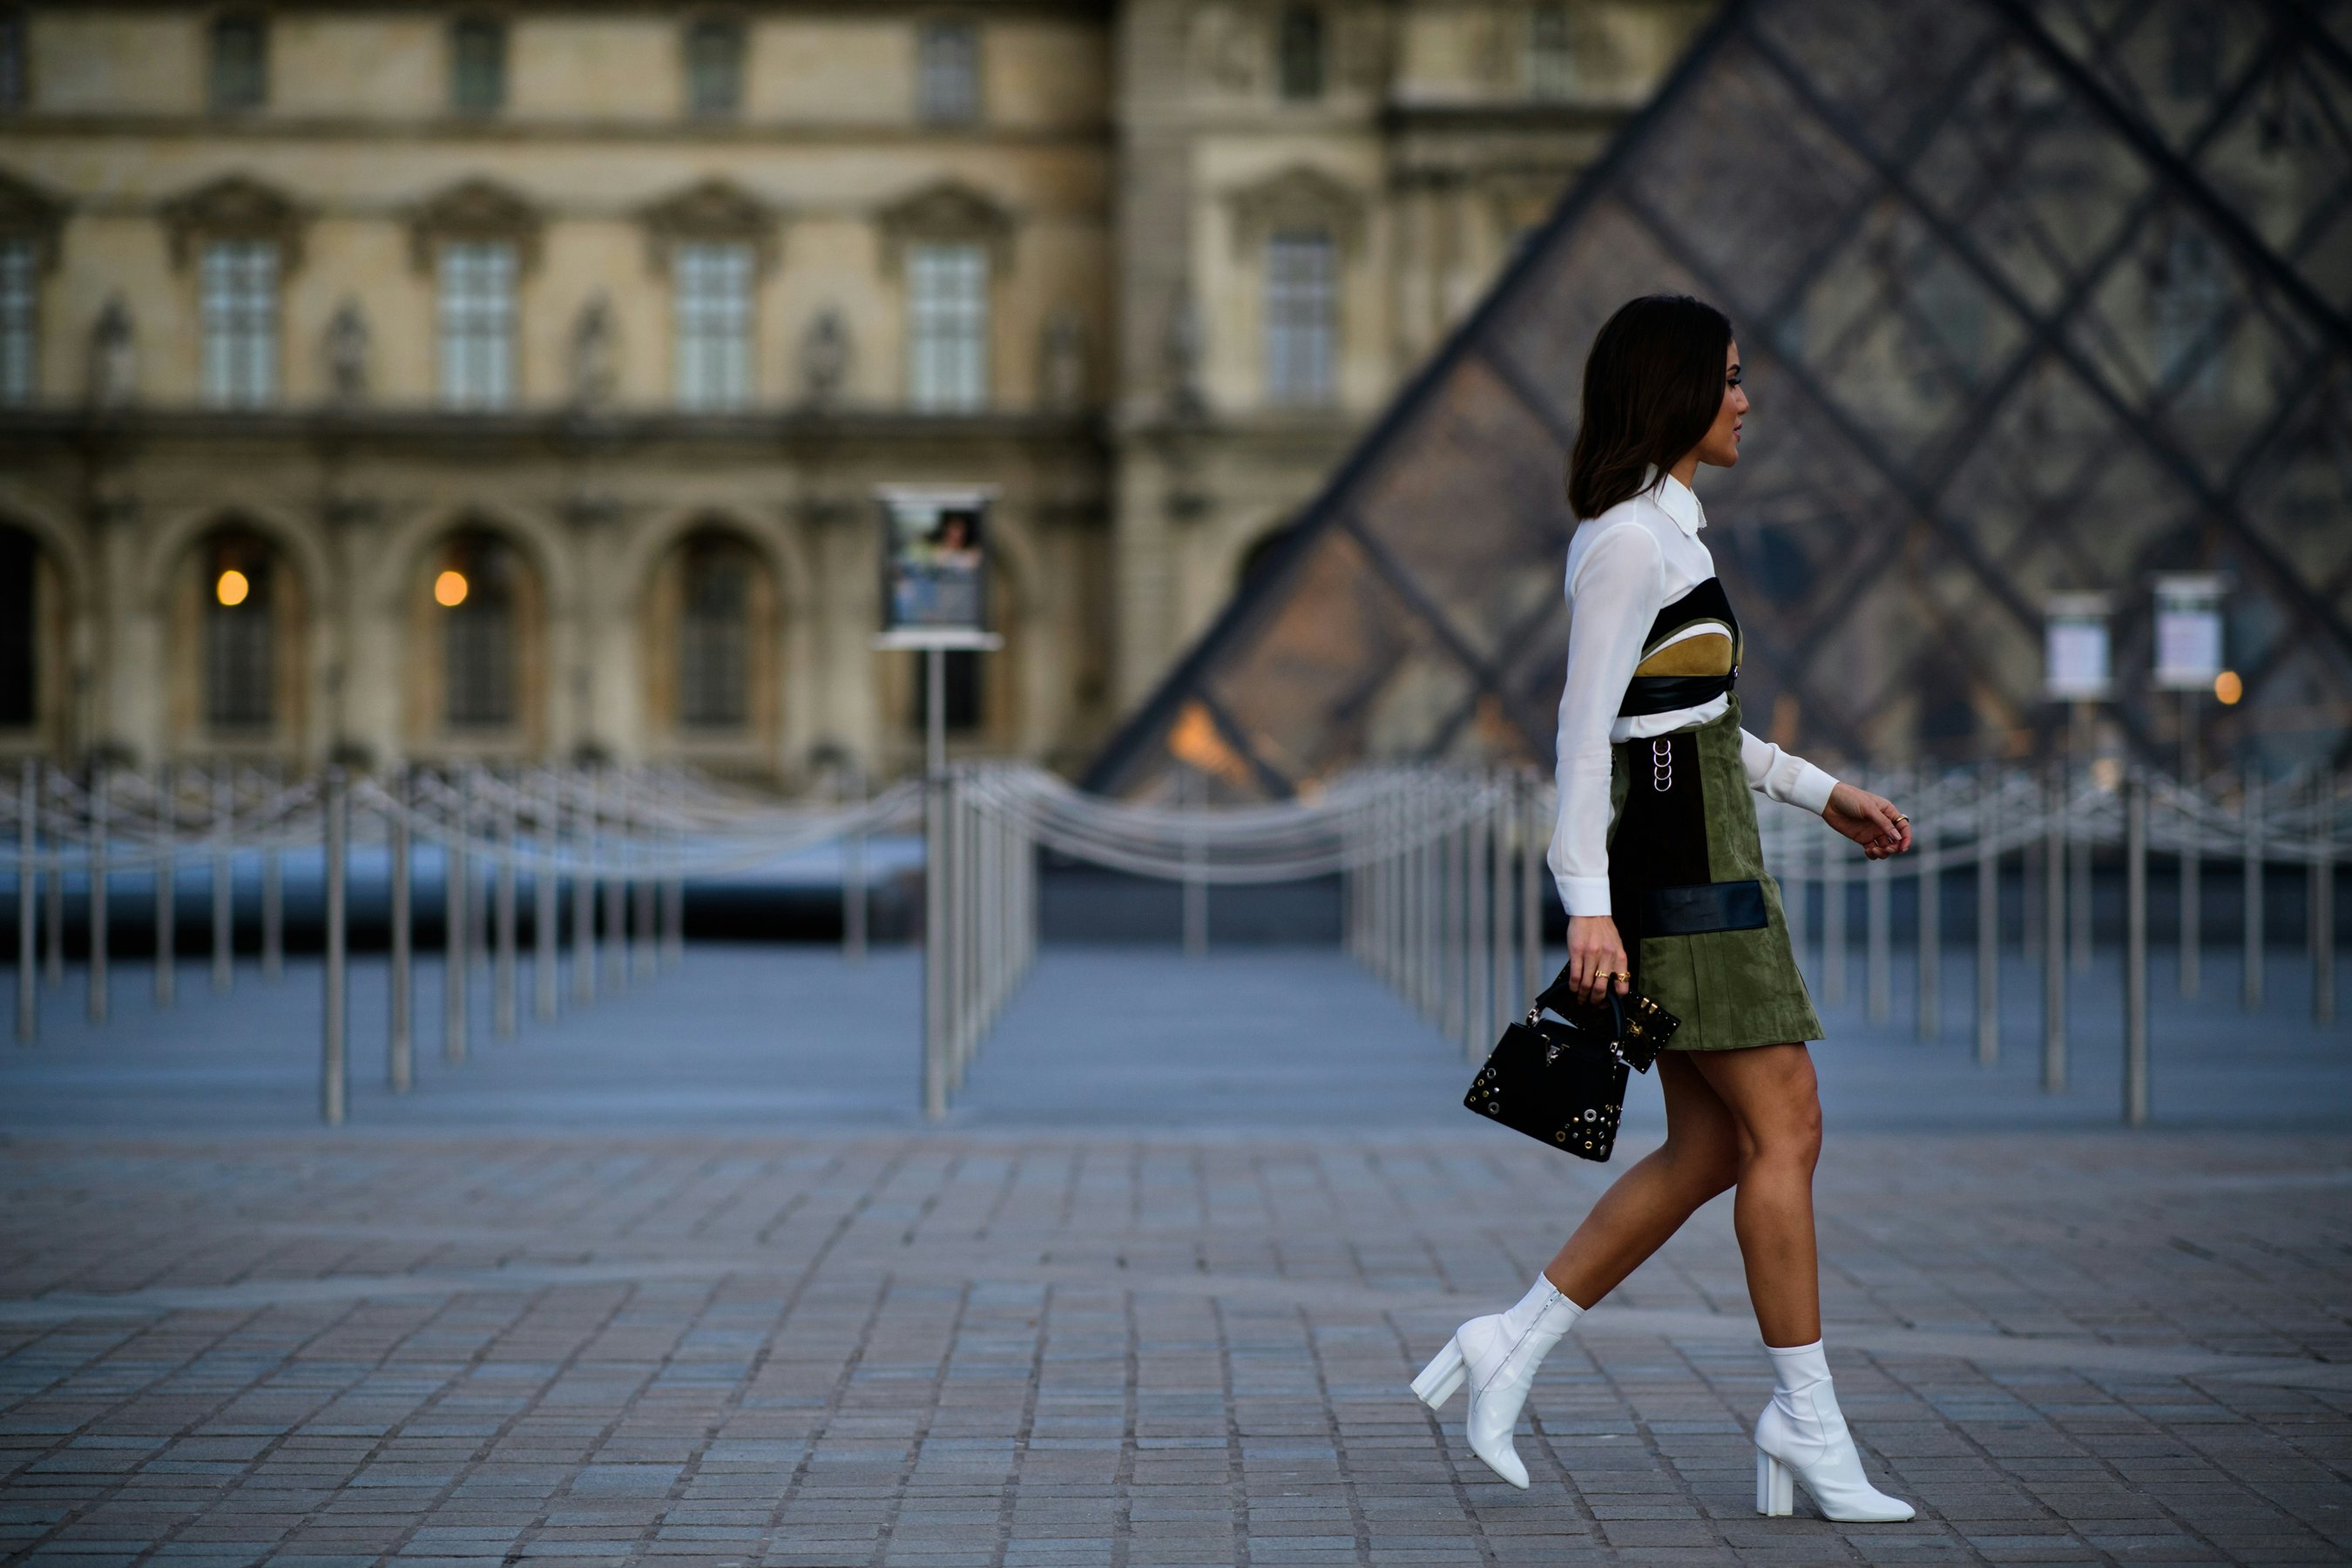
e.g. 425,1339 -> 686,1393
1693,339 -> 1747,470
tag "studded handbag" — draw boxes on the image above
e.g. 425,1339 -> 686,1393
1461,966 -> 1681,1162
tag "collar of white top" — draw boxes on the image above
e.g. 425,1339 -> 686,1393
1639,464 -> 1707,537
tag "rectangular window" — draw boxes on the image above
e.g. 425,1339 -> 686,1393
199,239 -> 278,409
1264,230 -> 1335,407
686,17 -> 744,118
451,17 -> 507,115
1277,6 -> 1324,101
674,240 -> 753,409
0,8 -> 27,112
437,240 -> 517,409
0,238 -> 34,404
906,240 -> 988,411
1529,4 -> 1574,99
209,13 -> 267,112
916,20 -> 979,125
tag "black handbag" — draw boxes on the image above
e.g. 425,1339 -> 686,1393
1462,965 -> 1681,1162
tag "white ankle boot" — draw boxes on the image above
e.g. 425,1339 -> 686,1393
1753,1340 -> 1914,1522
1409,1275 -> 1585,1489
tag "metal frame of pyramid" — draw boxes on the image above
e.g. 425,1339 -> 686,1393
1087,0 -> 2352,800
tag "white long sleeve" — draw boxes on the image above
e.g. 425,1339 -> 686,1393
1740,729 -> 1838,816
1546,522 -> 1661,917
1544,475 -> 1841,919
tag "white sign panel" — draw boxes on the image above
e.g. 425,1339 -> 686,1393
2044,594 -> 2112,701
2152,574 -> 2226,692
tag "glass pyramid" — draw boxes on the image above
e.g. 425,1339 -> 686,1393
1088,0 -> 2352,799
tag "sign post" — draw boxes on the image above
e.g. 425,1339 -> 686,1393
874,485 -> 1002,1120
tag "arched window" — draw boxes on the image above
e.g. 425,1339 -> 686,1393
679,535 -> 752,727
203,532 -> 275,731
436,531 -> 521,729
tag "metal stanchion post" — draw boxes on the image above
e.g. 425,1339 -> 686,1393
2179,778 -> 2200,1000
663,777 -> 685,972
1866,847 -> 1891,1025
1916,792 -> 1939,1040
2315,774 -> 2336,1028
321,767 -> 348,1127
1520,770 -> 1542,999
632,780 -> 656,983
574,774 -> 597,1005
389,767 -> 412,1092
1490,775 -> 1511,1035
43,763 -> 64,990
1823,828 -> 1847,1009
2069,773 -> 2092,977
88,762 -> 108,1024
535,774 -> 557,1021
844,770 -> 868,965
2043,765 -> 2067,1093
262,767 -> 283,982
923,766 -> 948,1121
495,778 -> 517,1039
1183,767 -> 1206,959
603,774 -> 626,995
1975,772 -> 1998,1065
2123,770 -> 2148,1126
1466,787 -> 1488,1059
211,767 -> 232,991
445,768 -> 469,1065
17,759 -> 35,1042
153,763 -> 175,1007
2242,772 -> 2263,1010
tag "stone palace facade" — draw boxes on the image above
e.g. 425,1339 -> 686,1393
0,0 -> 1701,783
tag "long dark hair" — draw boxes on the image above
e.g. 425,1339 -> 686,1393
1565,294 -> 1734,520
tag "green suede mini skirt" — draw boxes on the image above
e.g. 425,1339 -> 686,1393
1605,697 -> 1823,1051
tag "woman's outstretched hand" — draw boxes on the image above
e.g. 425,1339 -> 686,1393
1565,915 -> 1631,1005
1824,781 -> 1912,860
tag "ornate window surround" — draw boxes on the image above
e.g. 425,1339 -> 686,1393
875,179 -> 1013,279
1222,165 -> 1366,262
639,177 -> 776,276
160,172 -> 305,274
407,176 -> 542,274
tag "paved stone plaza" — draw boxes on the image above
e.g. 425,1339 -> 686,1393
3,946 -> 2349,1566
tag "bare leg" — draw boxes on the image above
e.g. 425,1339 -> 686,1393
1542,1053 -> 1740,1307
1686,1044 -> 1823,1348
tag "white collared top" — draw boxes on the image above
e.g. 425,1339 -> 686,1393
1546,470 -> 1838,918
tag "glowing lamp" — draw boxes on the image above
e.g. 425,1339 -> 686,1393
434,569 -> 470,607
2213,670 -> 2242,706
214,569 -> 250,607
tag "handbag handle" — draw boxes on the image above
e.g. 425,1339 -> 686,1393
1531,960 -> 1626,1039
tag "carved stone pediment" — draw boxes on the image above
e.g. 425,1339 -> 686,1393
875,179 -> 1014,276
408,177 -> 542,272
639,178 -> 777,273
160,172 -> 305,270
1224,165 -> 1368,260
0,166 -> 67,269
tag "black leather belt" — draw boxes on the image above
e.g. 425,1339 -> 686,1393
1619,671 -> 1736,718
1643,880 -> 1768,936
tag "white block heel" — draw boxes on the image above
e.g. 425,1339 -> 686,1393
1410,1336 -> 1466,1409
1756,1449 -> 1793,1517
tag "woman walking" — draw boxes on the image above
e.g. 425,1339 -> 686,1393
1409,294 -> 1917,1523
